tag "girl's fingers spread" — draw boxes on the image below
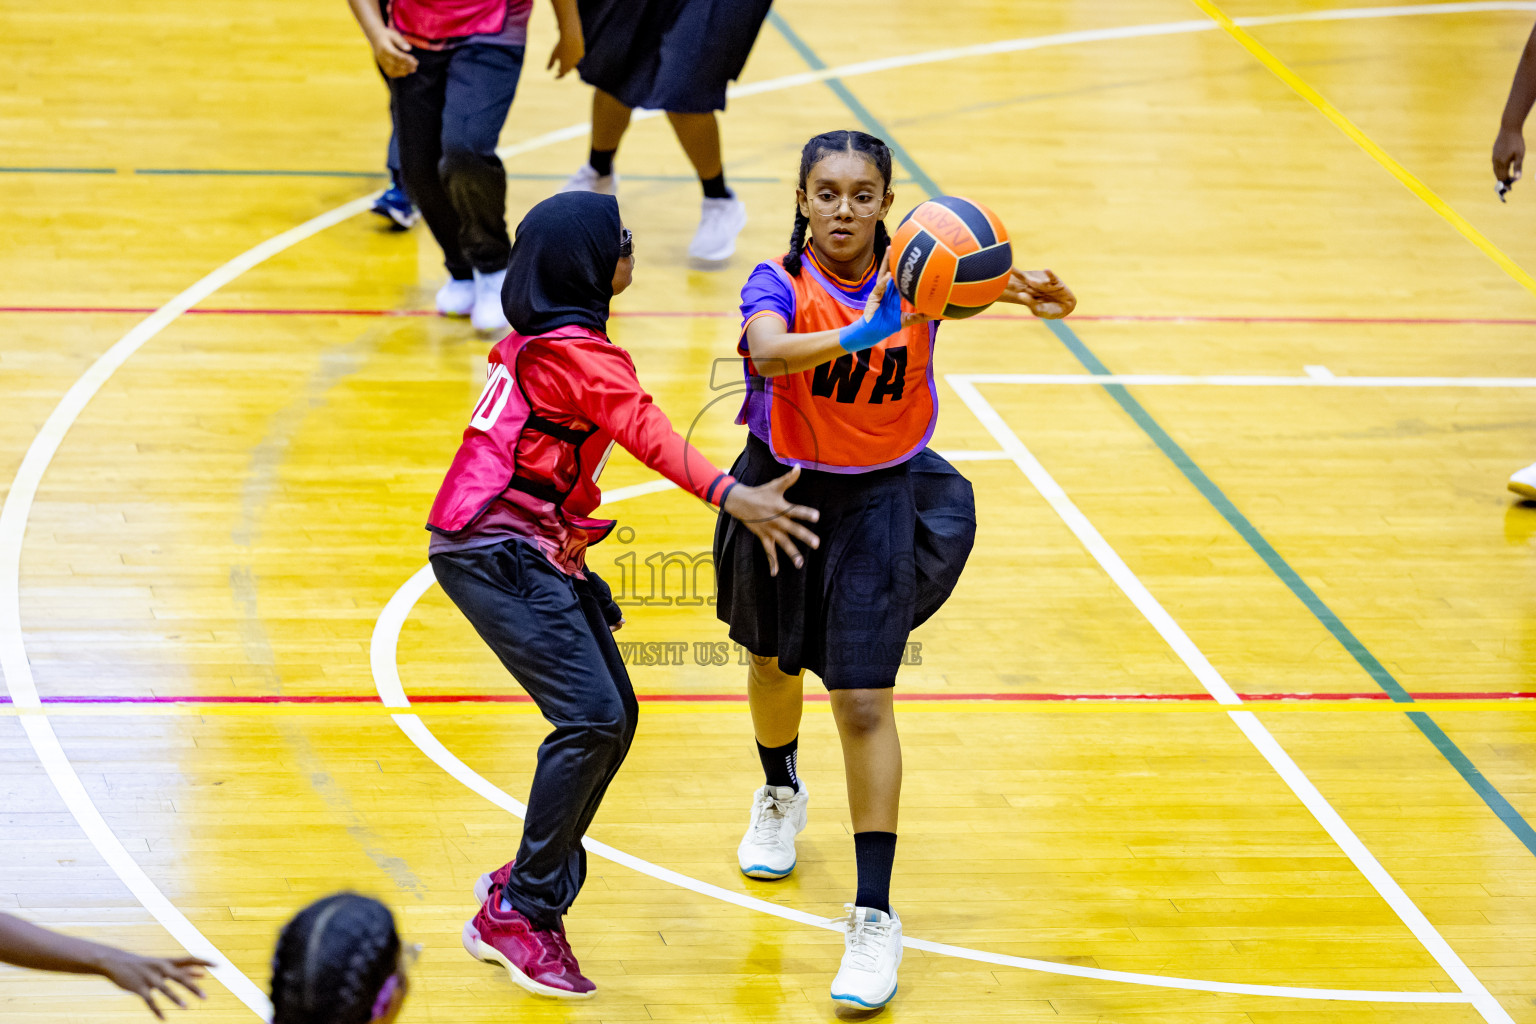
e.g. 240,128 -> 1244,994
141,995 -> 166,1021
777,535 -> 805,569
787,522 -> 819,546
156,981 -> 188,1009
787,503 -> 818,523
759,535 -> 779,576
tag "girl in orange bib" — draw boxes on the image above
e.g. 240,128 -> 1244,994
713,129 -> 1076,1010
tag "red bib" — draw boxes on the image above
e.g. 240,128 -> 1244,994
392,0 -> 506,41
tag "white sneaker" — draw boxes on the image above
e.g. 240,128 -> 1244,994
559,164 -> 618,196
689,193 -> 747,262
737,783 -> 808,879
471,268 -> 509,334
436,278 -> 474,317
831,905 -> 902,1010
1510,462 -> 1536,499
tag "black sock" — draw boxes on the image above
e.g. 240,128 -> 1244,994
588,148 -> 616,177
756,737 -> 799,791
701,172 -> 731,199
853,831 -> 897,914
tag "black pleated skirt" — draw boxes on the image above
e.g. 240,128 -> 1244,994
576,0 -> 774,113
714,434 -> 977,689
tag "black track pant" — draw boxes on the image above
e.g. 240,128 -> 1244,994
390,43 -> 523,278
430,540 -> 636,928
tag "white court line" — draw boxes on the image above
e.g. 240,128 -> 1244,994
960,372 -> 1536,387
946,375 -> 1512,1023
0,196 -> 376,1021
5,2 -> 1528,1016
370,536 -> 1470,1005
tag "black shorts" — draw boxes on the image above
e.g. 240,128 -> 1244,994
713,435 -> 977,689
576,0 -> 773,113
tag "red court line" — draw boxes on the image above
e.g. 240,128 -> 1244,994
4,691 -> 1536,706
4,306 -> 1535,326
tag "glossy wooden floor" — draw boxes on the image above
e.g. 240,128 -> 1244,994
5,0 -> 1536,1021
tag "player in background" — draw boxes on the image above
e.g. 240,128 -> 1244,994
716,129 -> 1074,1010
1494,19 -> 1536,499
270,893 -> 416,1024
557,0 -> 773,264
0,911 -> 210,1019
346,0 -> 584,333
430,191 -> 819,998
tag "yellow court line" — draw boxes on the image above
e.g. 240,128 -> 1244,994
2,699 -> 1531,717
1188,0 -> 1536,299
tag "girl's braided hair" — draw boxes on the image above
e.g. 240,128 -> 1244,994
784,130 -> 894,277
271,893 -> 400,1024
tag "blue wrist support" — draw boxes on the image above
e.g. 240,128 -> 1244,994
838,283 -> 904,352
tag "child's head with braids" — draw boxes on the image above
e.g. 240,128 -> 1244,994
271,894 -> 411,1024
784,130 -> 895,278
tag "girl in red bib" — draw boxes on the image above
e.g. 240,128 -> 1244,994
431,191 -> 818,1000
714,129 -> 1075,1010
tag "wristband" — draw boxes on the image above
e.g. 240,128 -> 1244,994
837,283 -> 904,352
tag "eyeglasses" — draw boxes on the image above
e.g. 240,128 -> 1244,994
807,189 -> 888,218
619,227 -> 633,259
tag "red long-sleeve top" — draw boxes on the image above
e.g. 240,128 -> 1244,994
428,329 -> 736,576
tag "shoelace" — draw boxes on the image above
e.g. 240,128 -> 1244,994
750,791 -> 792,842
545,928 -> 579,973
842,905 -> 891,972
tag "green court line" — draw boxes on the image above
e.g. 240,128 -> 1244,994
0,166 -> 116,174
769,8 -> 1536,859
766,11 -> 943,199
1045,317 -> 1536,857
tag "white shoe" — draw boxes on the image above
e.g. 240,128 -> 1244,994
1510,462 -> 1536,500
688,193 -> 747,262
471,268 -> 510,334
831,905 -> 902,1010
559,164 -> 618,196
737,783 -> 808,879
436,277 -> 474,317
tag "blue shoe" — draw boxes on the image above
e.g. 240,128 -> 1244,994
371,185 -> 419,230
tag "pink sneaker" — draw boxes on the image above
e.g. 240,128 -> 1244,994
462,891 -> 595,999
473,861 -> 514,905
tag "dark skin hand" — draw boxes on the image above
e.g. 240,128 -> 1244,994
0,913 -> 211,1019
1494,20 -> 1536,186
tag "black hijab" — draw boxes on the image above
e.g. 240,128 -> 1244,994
501,191 -> 624,337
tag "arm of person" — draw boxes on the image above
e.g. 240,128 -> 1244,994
345,0 -> 418,77
1495,20 -> 1536,183
0,913 -> 210,1020
745,267 -> 920,377
997,267 -> 1076,319
547,0 -> 584,77
558,340 -> 821,574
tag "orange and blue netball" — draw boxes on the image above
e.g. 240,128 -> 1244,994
888,197 -> 1012,319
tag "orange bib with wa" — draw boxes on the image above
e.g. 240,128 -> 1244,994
746,256 -> 937,473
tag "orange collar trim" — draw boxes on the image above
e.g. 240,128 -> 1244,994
806,246 -> 876,290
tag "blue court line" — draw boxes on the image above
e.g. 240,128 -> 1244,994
768,9 -> 1536,858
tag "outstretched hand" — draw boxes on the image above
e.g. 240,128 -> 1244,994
722,466 -> 820,576
1001,268 -> 1076,319
98,951 -> 211,1020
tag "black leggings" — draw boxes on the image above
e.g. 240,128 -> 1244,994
390,43 -> 524,277
431,540 -> 636,928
